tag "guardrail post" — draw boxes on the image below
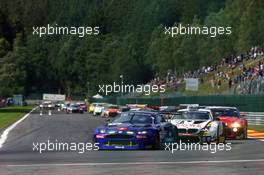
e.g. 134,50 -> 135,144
48,104 -> 52,116
39,105 -> 43,116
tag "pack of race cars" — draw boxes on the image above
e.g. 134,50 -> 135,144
40,101 -> 248,150
40,101 -> 88,114
92,104 -> 248,150
88,103 -> 122,117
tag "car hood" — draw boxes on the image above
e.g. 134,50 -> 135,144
217,116 -> 240,127
108,109 -> 118,113
95,123 -> 153,133
171,119 -> 209,129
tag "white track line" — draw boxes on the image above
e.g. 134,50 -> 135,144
5,159 -> 264,167
0,107 -> 36,148
248,137 -> 264,141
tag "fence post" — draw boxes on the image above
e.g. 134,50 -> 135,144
40,105 -> 43,116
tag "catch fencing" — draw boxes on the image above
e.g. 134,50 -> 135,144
241,112 -> 264,125
234,79 -> 264,94
117,94 -> 264,112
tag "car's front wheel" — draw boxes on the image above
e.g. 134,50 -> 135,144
242,127 -> 248,139
215,123 -> 226,144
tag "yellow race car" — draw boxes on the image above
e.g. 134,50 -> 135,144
88,103 -> 102,113
88,103 -> 96,113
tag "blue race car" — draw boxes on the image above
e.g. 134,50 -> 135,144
93,111 -> 178,150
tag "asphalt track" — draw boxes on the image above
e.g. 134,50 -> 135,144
0,110 -> 263,175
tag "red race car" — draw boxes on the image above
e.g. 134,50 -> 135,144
101,105 -> 119,118
206,106 -> 247,139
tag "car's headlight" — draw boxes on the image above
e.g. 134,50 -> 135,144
233,127 -> 238,132
108,130 -> 116,134
126,131 -> 134,135
99,129 -> 106,134
137,131 -> 147,134
231,122 -> 241,128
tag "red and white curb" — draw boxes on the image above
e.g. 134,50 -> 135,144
248,129 -> 264,141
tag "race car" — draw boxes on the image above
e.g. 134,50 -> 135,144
205,106 -> 247,139
126,104 -> 147,109
93,111 -> 178,150
88,103 -> 102,113
66,103 -> 84,114
129,107 -> 156,112
159,106 -> 178,120
171,110 -> 225,144
61,102 -> 70,112
76,102 -> 87,112
148,105 -> 160,110
93,103 -> 108,116
88,103 -> 96,113
101,105 -> 119,117
39,101 -> 55,109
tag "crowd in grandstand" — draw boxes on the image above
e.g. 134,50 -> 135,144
214,46 -> 264,88
148,46 -> 264,92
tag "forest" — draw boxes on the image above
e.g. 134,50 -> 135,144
0,0 -> 263,97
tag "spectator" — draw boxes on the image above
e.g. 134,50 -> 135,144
141,46 -> 264,96
217,79 -> 222,89
228,79 -> 232,90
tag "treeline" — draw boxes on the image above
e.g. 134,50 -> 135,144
0,0 -> 263,97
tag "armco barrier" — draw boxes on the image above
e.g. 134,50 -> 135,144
116,94 -> 264,112
241,112 -> 264,125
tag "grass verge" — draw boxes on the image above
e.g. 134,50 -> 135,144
0,106 -> 33,130
248,125 -> 264,132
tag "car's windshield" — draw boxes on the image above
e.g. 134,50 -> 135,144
112,113 -> 153,124
171,113 -> 186,119
181,112 -> 210,120
211,109 -> 239,117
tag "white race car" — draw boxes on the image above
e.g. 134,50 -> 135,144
171,109 -> 225,143
93,103 -> 108,116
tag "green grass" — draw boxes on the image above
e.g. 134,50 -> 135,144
248,125 -> 264,132
0,106 -> 33,130
138,56 -> 264,97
